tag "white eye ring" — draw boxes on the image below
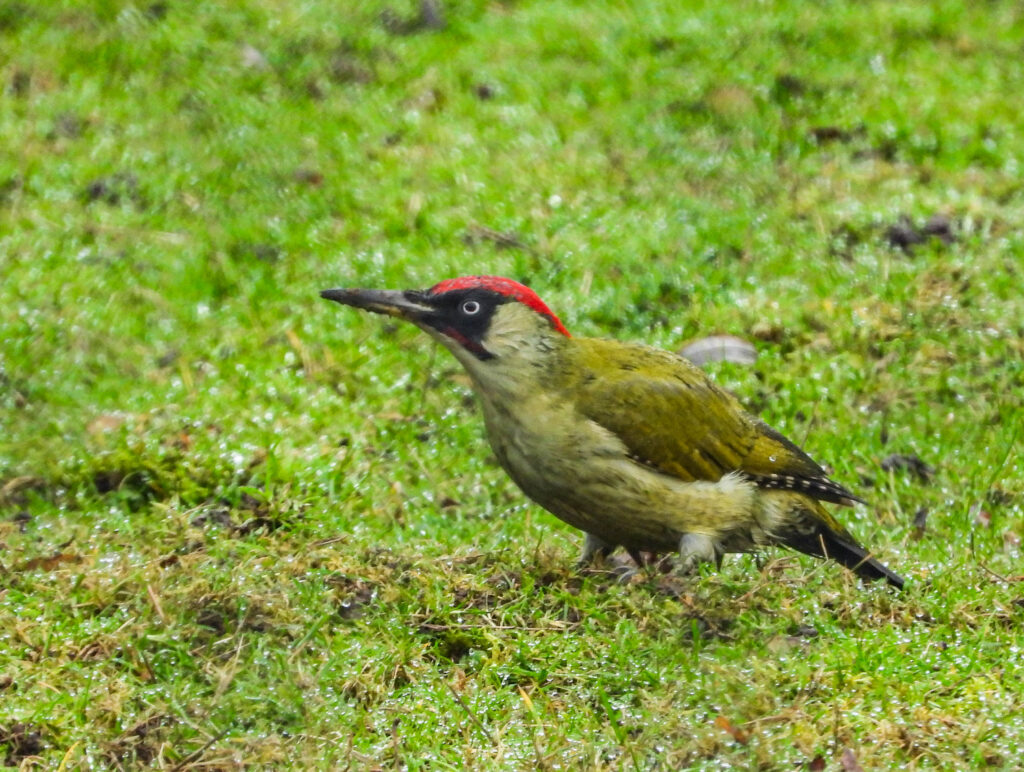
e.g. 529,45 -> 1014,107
461,300 -> 481,315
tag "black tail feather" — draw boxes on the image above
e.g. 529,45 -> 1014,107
783,528 -> 905,590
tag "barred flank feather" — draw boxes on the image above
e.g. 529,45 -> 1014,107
748,472 -> 866,507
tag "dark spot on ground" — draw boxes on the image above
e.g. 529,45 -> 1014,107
0,3 -> 34,32
0,722 -> 45,766
87,465 -> 171,508
93,469 -> 127,493
195,607 -> 228,635
829,223 -> 866,260
381,0 -> 446,35
191,596 -> 273,639
101,714 -> 174,768
912,507 -> 929,539
808,125 -> 864,144
145,2 -> 168,21
474,83 -> 495,100
418,626 -> 482,662
649,36 -> 678,53
156,348 -> 179,368
853,138 -> 899,162
84,172 -> 144,207
884,214 -> 955,253
790,623 -> 819,638
329,575 -> 377,620
771,73 -> 808,100
192,489 -> 299,536
363,547 -> 414,572
191,506 -> 233,529
0,175 -> 22,206
228,241 -> 281,264
49,112 -> 83,140
293,167 -> 324,186
11,511 -> 31,532
329,45 -> 375,85
986,487 -> 1015,507
9,69 -> 30,97
881,453 -> 935,482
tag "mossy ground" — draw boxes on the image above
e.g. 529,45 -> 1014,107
1,1 -> 1023,769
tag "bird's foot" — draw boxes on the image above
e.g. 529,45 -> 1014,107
611,564 -> 640,584
677,532 -> 718,575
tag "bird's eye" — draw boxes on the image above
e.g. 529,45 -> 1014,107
460,300 -> 481,315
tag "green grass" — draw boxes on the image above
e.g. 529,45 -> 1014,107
2,0 -> 1023,768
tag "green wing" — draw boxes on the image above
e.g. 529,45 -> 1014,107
562,338 -> 862,506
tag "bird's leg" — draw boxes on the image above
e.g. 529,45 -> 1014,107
577,533 -> 640,583
677,533 -> 718,575
625,548 -> 647,567
576,532 -> 617,567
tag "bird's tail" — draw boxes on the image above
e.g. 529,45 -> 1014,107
779,500 -> 905,590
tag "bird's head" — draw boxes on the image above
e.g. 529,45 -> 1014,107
321,275 -> 570,384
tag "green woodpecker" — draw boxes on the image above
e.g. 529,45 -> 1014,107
322,275 -> 904,589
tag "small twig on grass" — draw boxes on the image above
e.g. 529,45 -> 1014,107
146,583 -> 167,623
443,678 -> 498,747
169,726 -> 230,772
417,621 -> 579,632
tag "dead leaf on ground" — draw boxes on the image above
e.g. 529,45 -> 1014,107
294,168 -> 324,186
462,224 -> 527,250
15,552 -> 82,572
714,715 -> 750,744
679,335 -> 758,366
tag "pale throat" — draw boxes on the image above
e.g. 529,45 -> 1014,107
446,303 -> 564,399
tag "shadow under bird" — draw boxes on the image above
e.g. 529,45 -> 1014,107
321,275 -> 904,589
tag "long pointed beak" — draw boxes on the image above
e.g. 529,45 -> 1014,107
320,287 -> 432,323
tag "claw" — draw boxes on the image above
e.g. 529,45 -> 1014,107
612,565 -> 639,584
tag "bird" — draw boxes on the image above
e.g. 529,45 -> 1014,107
321,275 -> 904,589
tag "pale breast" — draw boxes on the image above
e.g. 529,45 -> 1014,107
476,393 -> 711,551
